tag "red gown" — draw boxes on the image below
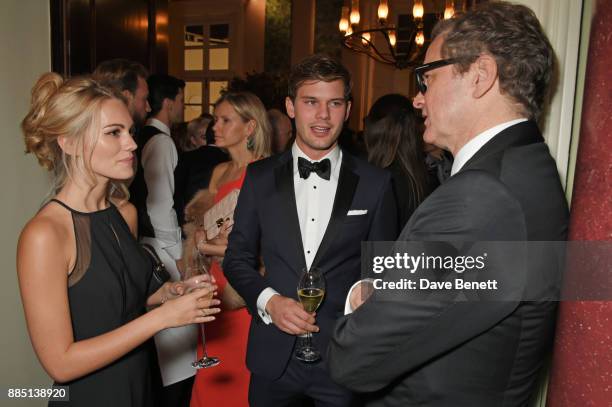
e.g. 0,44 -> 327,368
190,170 -> 251,407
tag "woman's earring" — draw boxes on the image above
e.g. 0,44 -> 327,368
246,135 -> 255,151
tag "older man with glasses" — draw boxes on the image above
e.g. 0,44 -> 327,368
328,2 -> 569,406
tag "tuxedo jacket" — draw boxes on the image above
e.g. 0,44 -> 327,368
328,121 -> 569,406
223,149 -> 398,380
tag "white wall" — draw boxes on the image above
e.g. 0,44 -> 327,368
0,1 -> 53,405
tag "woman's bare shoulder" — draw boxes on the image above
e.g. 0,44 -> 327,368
209,162 -> 230,193
25,203 -> 71,237
18,204 -> 72,267
212,161 -> 230,177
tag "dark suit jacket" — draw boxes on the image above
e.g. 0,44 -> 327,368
173,145 -> 229,225
223,149 -> 398,380
328,121 -> 569,406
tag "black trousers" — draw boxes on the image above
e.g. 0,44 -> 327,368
249,355 -> 355,407
150,344 -> 194,407
157,376 -> 195,407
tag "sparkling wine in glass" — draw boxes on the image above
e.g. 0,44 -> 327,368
295,267 -> 325,362
186,251 -> 220,369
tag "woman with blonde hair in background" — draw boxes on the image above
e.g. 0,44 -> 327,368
17,73 -> 220,407
174,114 -> 212,153
186,114 -> 213,151
188,91 -> 271,407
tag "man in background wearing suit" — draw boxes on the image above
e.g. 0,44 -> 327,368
223,54 -> 398,406
328,2 -> 569,406
132,74 -> 197,406
93,59 -> 151,128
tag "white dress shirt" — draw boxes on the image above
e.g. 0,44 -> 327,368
451,118 -> 528,176
256,143 -> 342,323
141,118 -> 183,261
141,119 -> 195,385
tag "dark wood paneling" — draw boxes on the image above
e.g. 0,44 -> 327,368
151,0 -> 168,74
67,0 -> 93,75
50,0 -> 67,74
50,0 -> 168,76
94,0 -> 150,67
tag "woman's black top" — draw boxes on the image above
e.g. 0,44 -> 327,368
48,199 -> 156,407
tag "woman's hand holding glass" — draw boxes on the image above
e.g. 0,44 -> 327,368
153,273 -> 216,302
180,273 -> 217,295
156,282 -> 220,329
186,249 -> 222,368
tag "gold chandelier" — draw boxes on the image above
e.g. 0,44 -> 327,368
339,0 -> 462,70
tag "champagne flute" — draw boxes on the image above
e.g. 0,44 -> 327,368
186,251 -> 220,369
295,267 -> 325,362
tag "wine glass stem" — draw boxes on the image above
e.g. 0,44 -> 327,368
200,323 -> 209,358
306,331 -> 312,349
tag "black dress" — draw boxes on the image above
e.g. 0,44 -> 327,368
48,199 -> 158,407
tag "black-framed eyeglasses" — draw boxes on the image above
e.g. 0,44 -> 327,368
414,58 -> 459,94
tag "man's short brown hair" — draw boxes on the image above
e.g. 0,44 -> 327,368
93,59 -> 149,96
288,54 -> 352,101
432,1 -> 554,121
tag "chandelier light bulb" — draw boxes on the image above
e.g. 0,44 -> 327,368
362,32 -> 371,46
350,0 -> 361,26
339,18 -> 349,33
413,0 -> 424,19
388,31 -> 397,47
377,0 -> 389,24
444,1 -> 455,19
345,26 -> 353,37
339,6 -> 350,32
415,30 -> 425,46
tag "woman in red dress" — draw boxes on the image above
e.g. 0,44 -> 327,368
190,91 -> 271,407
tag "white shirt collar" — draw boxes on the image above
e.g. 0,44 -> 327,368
451,118 -> 528,176
291,142 -> 342,179
146,118 -> 171,136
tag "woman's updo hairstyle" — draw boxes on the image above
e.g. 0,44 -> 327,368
22,73 -> 65,170
21,72 -> 127,199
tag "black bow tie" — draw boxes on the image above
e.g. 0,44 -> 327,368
297,157 -> 331,180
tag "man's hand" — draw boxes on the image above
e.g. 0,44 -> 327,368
266,295 -> 319,335
349,280 -> 375,312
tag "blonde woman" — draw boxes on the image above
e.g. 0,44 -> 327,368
17,73 -> 220,407
189,91 -> 270,407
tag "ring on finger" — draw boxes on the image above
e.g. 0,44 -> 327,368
201,308 -> 207,317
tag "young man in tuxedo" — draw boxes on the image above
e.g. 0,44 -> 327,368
223,54 -> 398,406
328,2 -> 569,406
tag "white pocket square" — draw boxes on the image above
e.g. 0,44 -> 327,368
347,209 -> 368,216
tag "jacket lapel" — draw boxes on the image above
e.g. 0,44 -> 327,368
460,121 -> 543,173
311,153 -> 359,270
274,152 -> 307,273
